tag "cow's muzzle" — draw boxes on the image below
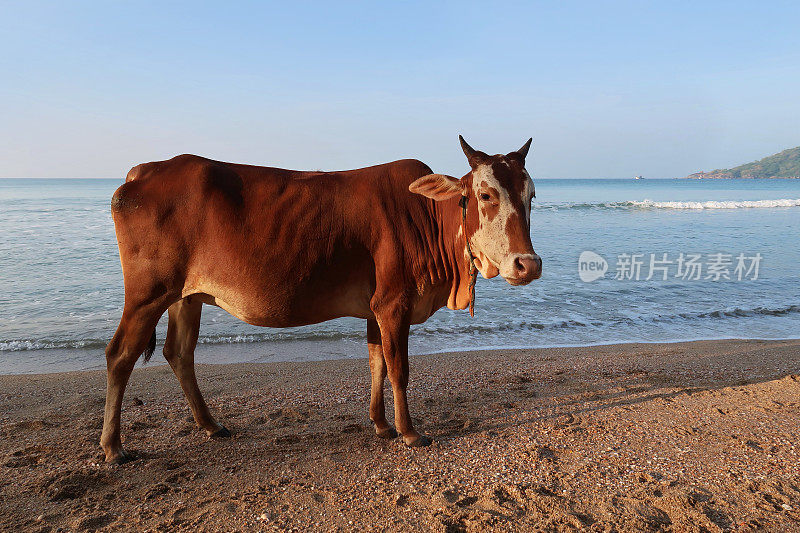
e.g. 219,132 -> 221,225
505,253 -> 542,285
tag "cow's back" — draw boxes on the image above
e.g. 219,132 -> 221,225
111,154 -> 434,327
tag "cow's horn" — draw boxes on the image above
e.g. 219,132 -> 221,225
459,135 -> 477,160
517,138 -> 533,159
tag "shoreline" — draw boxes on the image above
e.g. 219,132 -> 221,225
1,338 -> 799,530
3,335 -> 800,376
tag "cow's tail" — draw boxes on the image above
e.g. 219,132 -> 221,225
142,329 -> 157,363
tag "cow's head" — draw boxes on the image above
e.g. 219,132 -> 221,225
410,136 -> 542,285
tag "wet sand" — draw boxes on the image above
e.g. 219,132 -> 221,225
1,339 -> 799,532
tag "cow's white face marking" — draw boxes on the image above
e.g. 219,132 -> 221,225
468,161 -> 535,281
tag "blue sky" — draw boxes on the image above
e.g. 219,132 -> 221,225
1,1 -> 799,178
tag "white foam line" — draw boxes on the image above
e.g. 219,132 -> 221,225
630,198 -> 800,209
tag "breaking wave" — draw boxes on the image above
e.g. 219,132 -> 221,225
0,339 -> 110,352
2,304 -> 798,352
537,198 -> 800,211
628,198 -> 800,209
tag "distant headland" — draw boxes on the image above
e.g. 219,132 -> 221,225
684,146 -> 800,179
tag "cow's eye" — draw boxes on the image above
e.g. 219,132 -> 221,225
480,193 -> 491,201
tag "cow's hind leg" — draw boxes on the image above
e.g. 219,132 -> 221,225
101,302 -> 164,463
367,319 -> 398,439
163,296 -> 229,438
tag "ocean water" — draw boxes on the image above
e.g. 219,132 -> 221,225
1,177 -> 799,374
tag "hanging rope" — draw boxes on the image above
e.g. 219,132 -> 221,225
458,195 -> 479,317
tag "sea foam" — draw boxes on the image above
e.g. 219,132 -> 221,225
628,198 -> 800,209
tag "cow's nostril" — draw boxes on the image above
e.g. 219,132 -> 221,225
514,257 -> 528,275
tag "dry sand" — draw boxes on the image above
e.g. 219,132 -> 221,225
1,339 -> 799,532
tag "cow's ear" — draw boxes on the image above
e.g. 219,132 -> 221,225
409,174 -> 462,201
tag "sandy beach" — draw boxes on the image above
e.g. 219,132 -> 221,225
1,339 -> 799,532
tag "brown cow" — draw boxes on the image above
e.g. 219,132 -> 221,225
102,137 -> 541,463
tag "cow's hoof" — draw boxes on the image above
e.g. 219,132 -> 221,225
375,426 -> 399,439
105,449 -> 134,464
403,434 -> 432,447
210,426 -> 232,439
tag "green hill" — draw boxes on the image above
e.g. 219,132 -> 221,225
686,146 -> 800,179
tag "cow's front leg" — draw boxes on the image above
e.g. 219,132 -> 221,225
367,319 -> 398,438
374,308 -> 432,447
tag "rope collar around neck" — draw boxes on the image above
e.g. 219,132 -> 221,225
458,195 -> 479,317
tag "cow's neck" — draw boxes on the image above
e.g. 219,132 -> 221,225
435,197 -> 474,311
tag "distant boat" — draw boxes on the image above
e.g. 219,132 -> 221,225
634,175 -> 644,180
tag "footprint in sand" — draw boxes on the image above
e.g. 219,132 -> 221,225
268,407 -> 311,427
44,470 -> 108,501
537,446 -> 557,462
73,513 -> 115,530
341,423 -> 362,433
274,433 -> 302,445
3,447 -> 41,468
